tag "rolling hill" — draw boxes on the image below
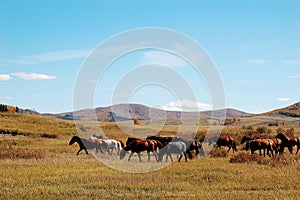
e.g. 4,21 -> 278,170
54,104 -> 252,122
263,102 -> 300,117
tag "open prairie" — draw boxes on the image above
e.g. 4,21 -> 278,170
0,113 -> 300,199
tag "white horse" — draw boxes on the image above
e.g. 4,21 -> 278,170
89,136 -> 122,155
157,141 -> 187,162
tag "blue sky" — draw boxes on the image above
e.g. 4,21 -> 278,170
0,1 -> 299,114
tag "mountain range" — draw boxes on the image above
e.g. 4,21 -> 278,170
53,104 -> 251,122
4,102 -> 300,122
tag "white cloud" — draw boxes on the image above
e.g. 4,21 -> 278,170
11,72 -> 57,80
160,99 -> 212,112
0,74 -> 12,81
288,75 -> 300,79
247,59 -> 269,64
282,60 -> 300,64
142,51 -> 188,67
277,98 -> 290,102
2,49 -> 90,65
0,96 -> 13,100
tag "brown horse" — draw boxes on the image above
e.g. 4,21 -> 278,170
120,138 -> 160,162
245,139 -> 275,157
270,138 -> 282,155
209,136 -> 237,153
275,133 -> 293,154
69,136 -> 102,155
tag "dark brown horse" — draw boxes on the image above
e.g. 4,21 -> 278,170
275,133 -> 293,154
69,136 -> 102,155
289,137 -> 300,154
240,136 -> 255,144
120,138 -> 160,162
146,135 -> 174,146
245,139 -> 275,157
209,136 -> 237,153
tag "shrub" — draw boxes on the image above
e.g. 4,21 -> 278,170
0,142 -> 45,159
195,130 -> 207,142
41,133 -> 58,139
229,152 -> 262,163
285,128 -> 295,138
276,127 -> 285,134
257,155 -> 298,167
242,125 -> 253,130
209,148 -> 228,158
133,118 -> 141,125
256,126 -> 272,134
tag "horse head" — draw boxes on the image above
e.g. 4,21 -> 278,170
69,136 -> 79,145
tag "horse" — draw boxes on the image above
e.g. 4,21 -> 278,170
146,135 -> 174,146
92,134 -> 104,139
245,139 -> 275,157
100,139 -> 123,155
289,137 -> 300,154
89,136 -> 124,155
275,133 -> 293,154
120,139 -> 159,162
69,136 -> 102,155
125,137 -> 140,146
186,140 -> 203,158
172,137 -> 203,158
157,141 -> 187,162
270,138 -> 282,155
240,136 -> 255,144
209,136 -> 237,153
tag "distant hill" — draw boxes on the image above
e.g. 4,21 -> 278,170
54,104 -> 252,122
263,102 -> 300,117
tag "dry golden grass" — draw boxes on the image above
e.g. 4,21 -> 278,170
0,113 -> 300,199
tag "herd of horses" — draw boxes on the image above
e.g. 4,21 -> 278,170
69,132 -> 300,162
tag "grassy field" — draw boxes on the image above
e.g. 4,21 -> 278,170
0,113 -> 300,199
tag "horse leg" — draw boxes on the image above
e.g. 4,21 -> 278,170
137,153 -> 142,162
184,152 -> 188,162
259,149 -> 262,156
77,149 -> 82,155
153,151 -> 158,162
147,151 -> 150,162
227,145 -> 231,153
116,146 -> 120,155
178,153 -> 183,162
128,152 -> 134,161
169,154 -> 174,162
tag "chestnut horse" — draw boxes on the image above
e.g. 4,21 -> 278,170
245,139 -> 275,157
120,138 -> 161,162
209,136 -> 237,153
69,136 -> 102,155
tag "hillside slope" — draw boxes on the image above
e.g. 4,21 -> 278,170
263,102 -> 300,117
